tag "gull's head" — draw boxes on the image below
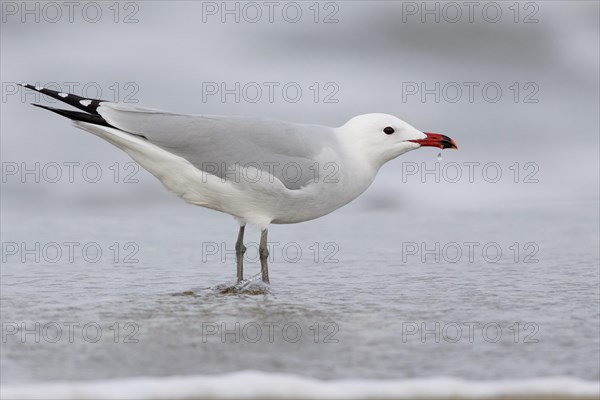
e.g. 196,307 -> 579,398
340,113 -> 457,166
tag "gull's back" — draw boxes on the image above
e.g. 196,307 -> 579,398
98,103 -> 341,191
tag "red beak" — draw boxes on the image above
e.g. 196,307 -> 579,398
409,133 -> 458,149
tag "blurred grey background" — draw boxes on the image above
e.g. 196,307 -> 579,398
1,0 -> 598,212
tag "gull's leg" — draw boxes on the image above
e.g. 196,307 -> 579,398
235,225 -> 246,284
259,229 -> 270,284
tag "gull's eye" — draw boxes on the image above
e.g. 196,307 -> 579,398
383,126 -> 395,135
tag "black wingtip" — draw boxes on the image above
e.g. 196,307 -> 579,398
31,103 -> 113,127
20,82 -> 107,115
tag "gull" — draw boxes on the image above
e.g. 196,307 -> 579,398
20,83 -> 457,287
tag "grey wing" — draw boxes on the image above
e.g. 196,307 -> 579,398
97,103 -> 340,190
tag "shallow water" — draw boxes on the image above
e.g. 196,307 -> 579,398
1,201 -> 599,384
